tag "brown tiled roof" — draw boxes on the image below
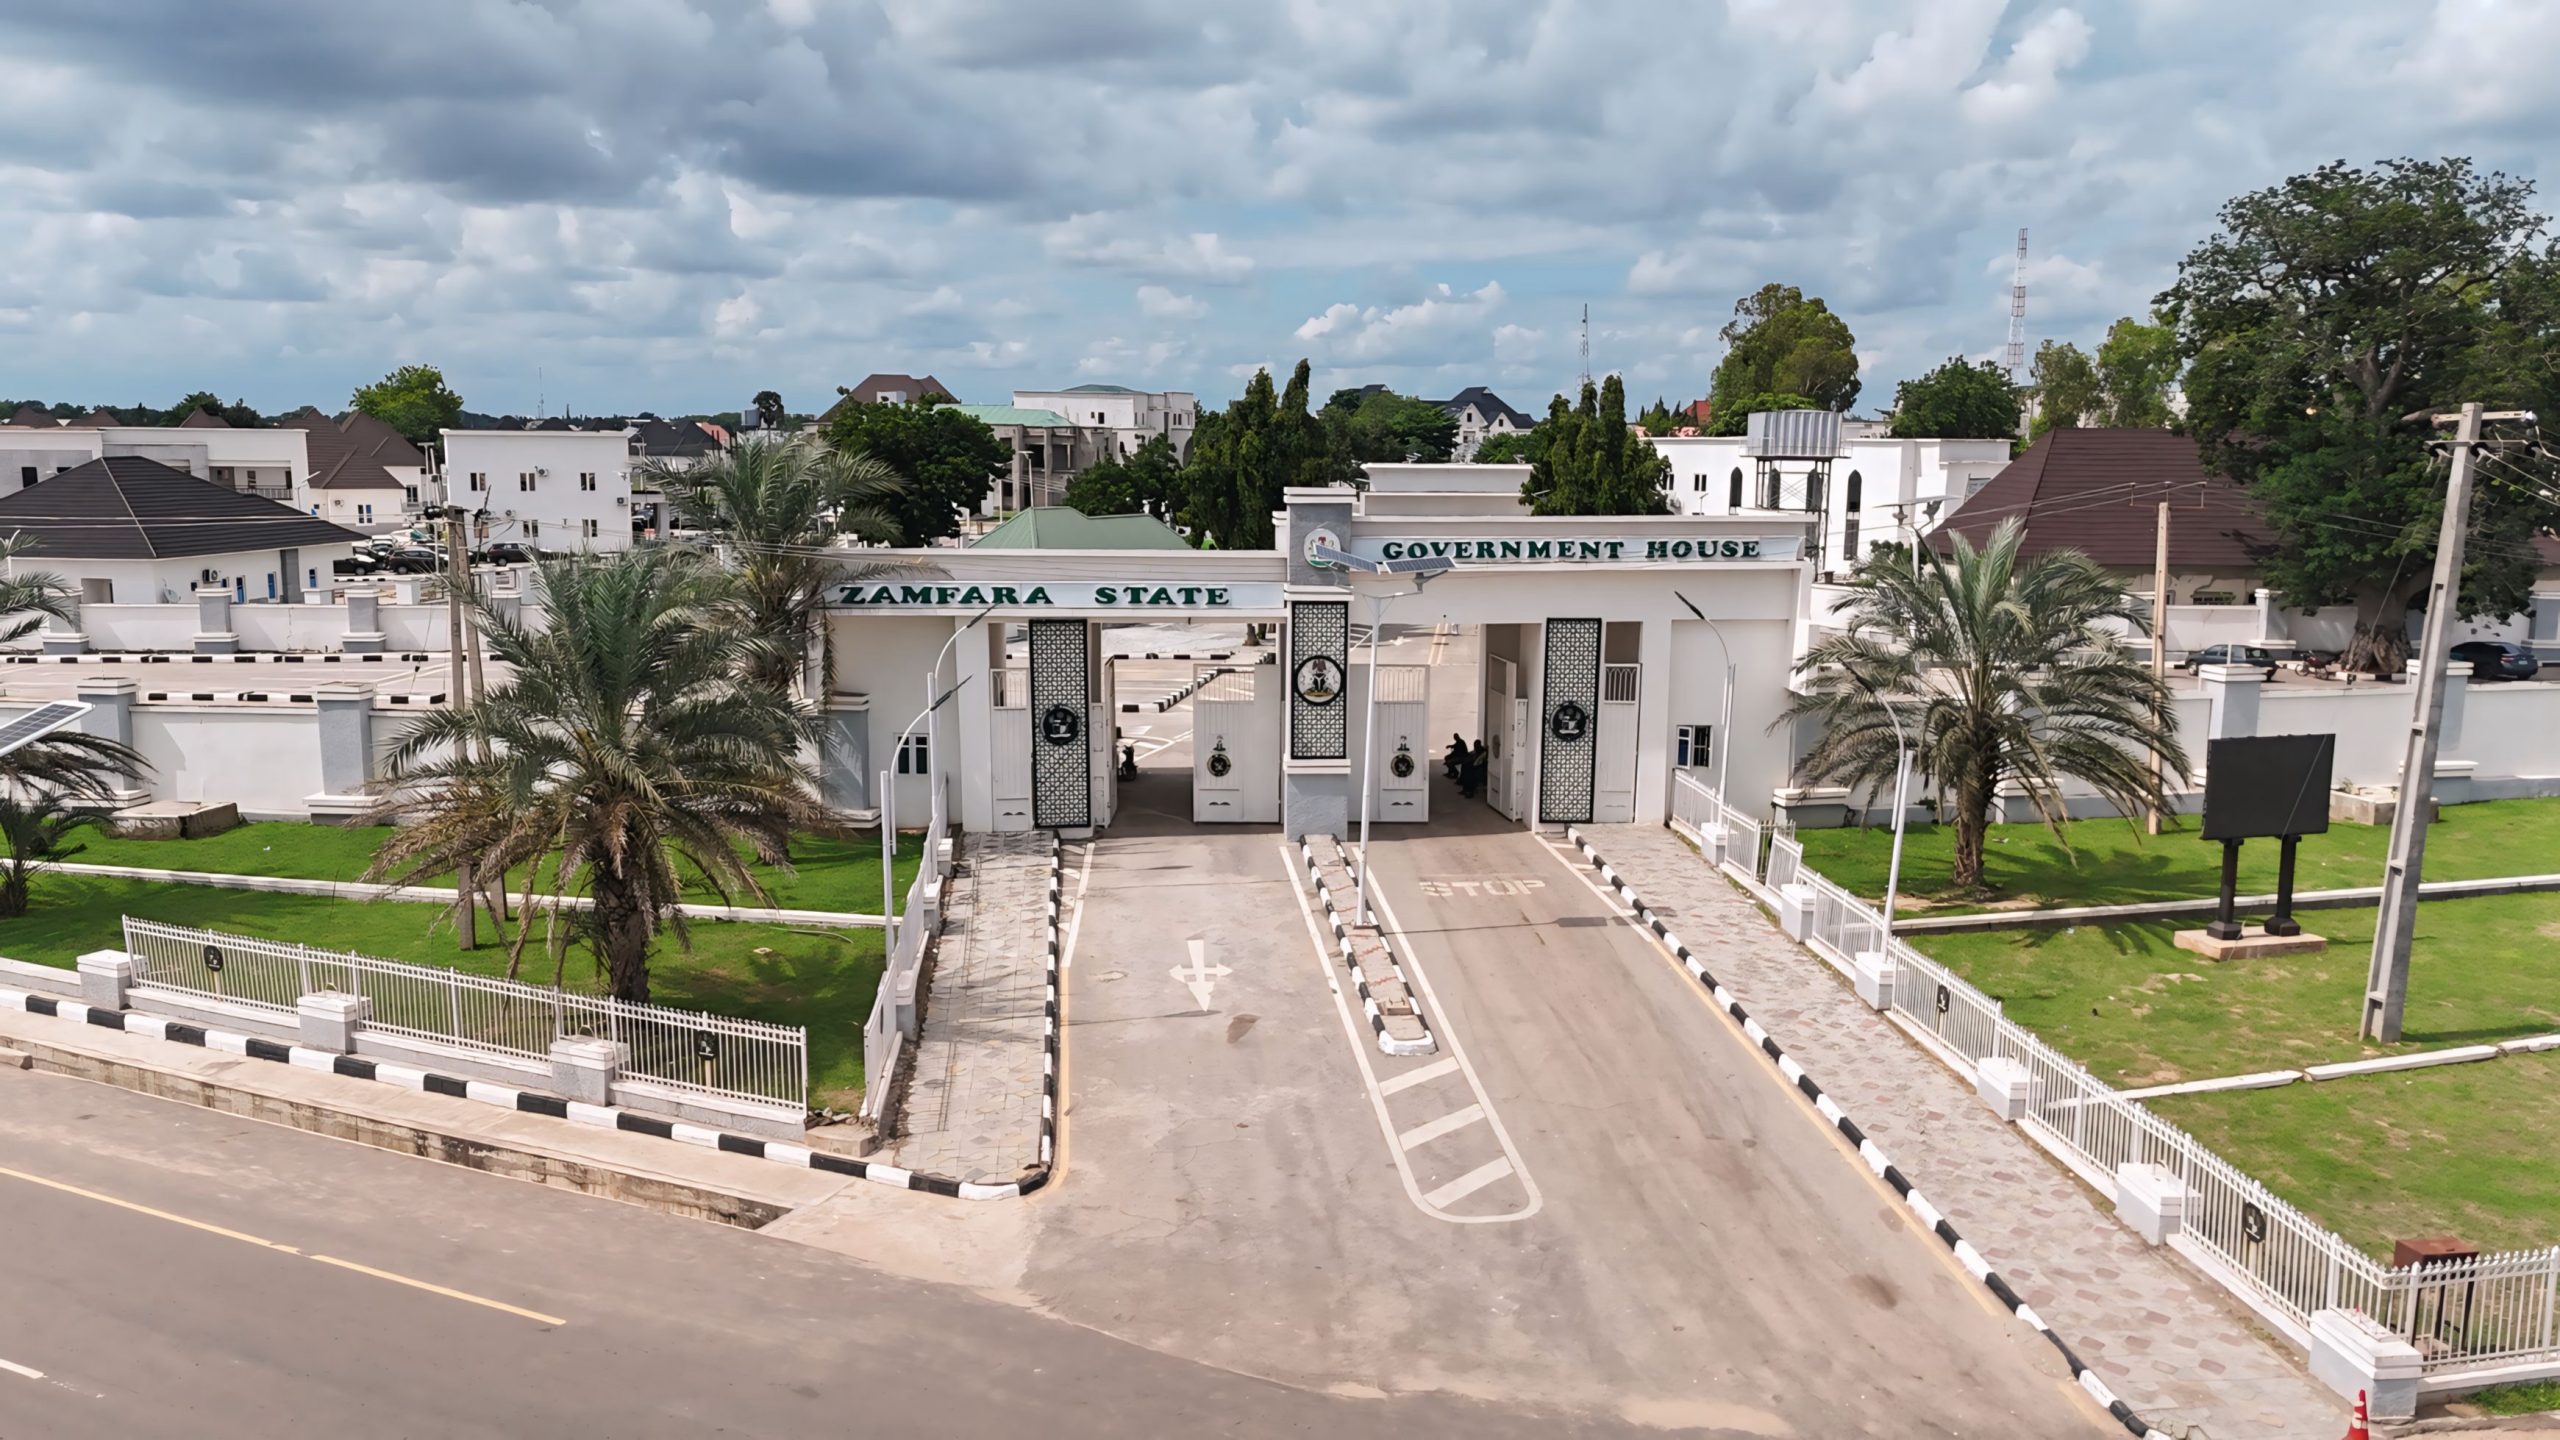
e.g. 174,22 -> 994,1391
177,409 -> 231,429
1932,428 -> 2272,573
6,405 -> 53,427
281,408 -> 416,492
819,373 -> 957,425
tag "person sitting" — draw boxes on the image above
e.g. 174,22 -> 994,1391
1460,740 -> 1489,798
1443,733 -> 1468,780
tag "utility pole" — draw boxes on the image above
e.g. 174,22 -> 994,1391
2363,403 -> 2487,1042
2148,499 -> 2169,836
441,503 -> 477,951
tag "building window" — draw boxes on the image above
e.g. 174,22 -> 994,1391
518,472 -> 536,492
234,577 -> 245,603
17,466 -> 33,488
468,472 -> 486,491
1676,724 -> 1713,770
357,503 -> 374,523
524,521 -> 540,540
578,471 -> 597,492
307,569 -> 318,591
1692,472 -> 1707,492
1844,517 -> 1860,560
896,732 -> 930,776
582,518 -> 600,540
1845,470 -> 1863,512
1727,467 -> 1744,509
246,469 -> 259,483
213,466 -> 235,485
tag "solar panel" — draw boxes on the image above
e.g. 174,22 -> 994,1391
0,701 -> 94,759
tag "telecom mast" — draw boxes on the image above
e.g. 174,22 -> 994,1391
2005,229 -> 2029,379
1579,303 -> 1592,387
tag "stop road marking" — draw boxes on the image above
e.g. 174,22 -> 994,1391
1417,878 -> 1546,898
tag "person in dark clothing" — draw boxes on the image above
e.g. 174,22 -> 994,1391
1443,733 -> 1468,781
1460,739 -> 1489,799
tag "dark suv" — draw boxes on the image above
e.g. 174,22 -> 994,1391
2450,640 -> 2542,681
2177,643 -> 2280,678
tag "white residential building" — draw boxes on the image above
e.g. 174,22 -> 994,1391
1436,386 -> 1535,462
1,413 -> 309,503
438,428 -> 637,552
1010,384 -> 1197,462
1652,425 -> 2014,580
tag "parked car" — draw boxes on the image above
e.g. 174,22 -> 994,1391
476,542 -> 537,565
2450,640 -> 2543,681
2177,643 -> 2280,679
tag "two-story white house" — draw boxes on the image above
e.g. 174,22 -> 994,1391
1,410 -> 309,503
1652,417 -> 2013,580
1010,384 -> 1197,462
438,427 -> 636,552
1435,386 -> 1535,462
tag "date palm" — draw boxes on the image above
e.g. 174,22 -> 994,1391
0,531 -> 79,644
365,549 -> 818,1001
642,436 -> 904,696
0,729 -> 150,918
1782,517 -> 2189,894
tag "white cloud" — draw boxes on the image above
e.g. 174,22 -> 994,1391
903,284 -> 965,316
1293,281 -> 1505,363
713,292 -> 762,338
1135,284 -> 1207,320
1043,214 -> 1254,283
1961,9 -> 2096,125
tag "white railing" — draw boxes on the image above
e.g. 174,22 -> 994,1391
1670,770 -> 1768,881
861,768 -> 949,1123
121,917 -> 808,1110
1703,845 -> 2560,1375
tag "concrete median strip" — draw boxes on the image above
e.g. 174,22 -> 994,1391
1560,826 -> 2179,1440
1296,836 -> 1437,1058
0,842 -> 1069,1206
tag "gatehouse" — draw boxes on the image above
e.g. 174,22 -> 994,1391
819,464 -> 1816,839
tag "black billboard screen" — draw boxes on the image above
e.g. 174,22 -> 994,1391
2201,734 -> 2335,841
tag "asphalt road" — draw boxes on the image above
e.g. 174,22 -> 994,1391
0,1069 -> 1617,1439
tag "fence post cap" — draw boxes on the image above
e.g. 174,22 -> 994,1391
295,991 -> 371,1020
550,1035 -> 626,1067
74,949 -> 134,976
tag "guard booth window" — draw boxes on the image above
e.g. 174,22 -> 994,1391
896,733 -> 930,776
1676,724 -> 1713,770
1727,467 -> 1744,510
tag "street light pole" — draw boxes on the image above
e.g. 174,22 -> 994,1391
1671,592 -> 1736,805
1877,699 -> 1914,945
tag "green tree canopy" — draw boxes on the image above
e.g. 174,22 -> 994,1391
2028,340 -> 2101,440
1176,360 -> 1328,549
1320,387 -> 1458,465
752,390 -> 786,430
1521,375 -> 1671,516
351,365 -> 465,445
2094,315 -> 2181,428
2160,156 -> 2560,667
1709,284 -> 1861,416
1702,391 -> 1820,437
1063,433 -> 1183,521
823,398 -> 1010,545
1637,397 -> 1679,435
1888,357 -> 2021,439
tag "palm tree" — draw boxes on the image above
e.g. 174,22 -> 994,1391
0,532 -> 80,644
0,729 -> 149,919
1782,517 -> 2190,894
641,436 -> 904,696
365,549 -> 819,1001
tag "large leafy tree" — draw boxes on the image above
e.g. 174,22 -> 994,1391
1783,518 -> 2188,894
1522,374 -> 1672,516
1176,360 -> 1327,549
1888,357 -> 2022,439
823,398 -> 1010,545
2028,340 -> 2102,440
1703,390 -> 1820,437
1320,387 -> 1458,465
1471,429 -> 1539,464
752,390 -> 787,430
351,365 -> 465,445
2161,157 -> 2560,670
1709,284 -> 1861,416
1062,433 -> 1182,521
367,550 -> 817,1001
641,435 -> 904,696
2095,315 -> 2181,427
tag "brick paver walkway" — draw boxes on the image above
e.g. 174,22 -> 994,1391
1578,823 -> 2341,1440
893,831 -> 1059,1184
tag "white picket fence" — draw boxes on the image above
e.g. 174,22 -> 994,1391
1703,825 -> 2560,1377
859,770 -> 949,1123
1671,770 -> 1766,885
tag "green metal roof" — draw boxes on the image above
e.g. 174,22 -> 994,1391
1055,383 -> 1138,394
970,507 -> 1193,551
945,403 -> 1076,428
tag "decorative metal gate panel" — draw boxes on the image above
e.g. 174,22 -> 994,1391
1029,618 -> 1092,829
1288,599 -> 1349,761
1538,617 -> 1602,824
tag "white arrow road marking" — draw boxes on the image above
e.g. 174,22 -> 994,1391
1172,938 -> 1231,1011
0,1358 -> 44,1381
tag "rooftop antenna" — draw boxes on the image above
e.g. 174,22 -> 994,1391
2005,228 -> 2029,380
1579,303 -> 1591,388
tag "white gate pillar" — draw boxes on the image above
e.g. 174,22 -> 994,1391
1633,619 -> 1675,825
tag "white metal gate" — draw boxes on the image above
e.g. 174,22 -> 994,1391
1594,662 -> 1640,823
1194,665 -> 1280,822
1351,662 -> 1430,824
1484,655 -> 1519,820
992,666 -> 1032,830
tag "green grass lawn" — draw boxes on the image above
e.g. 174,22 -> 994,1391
1793,797 -> 2560,912
2458,1378 -> 2560,1417
61,821 -> 923,916
1912,895 -> 2560,1087
0,873 -> 882,1112
2147,1051 -> 2560,1258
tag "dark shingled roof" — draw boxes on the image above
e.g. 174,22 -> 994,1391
0,456 -> 364,559
1931,428 -> 2273,573
6,405 -> 54,427
1437,386 -> 1533,429
281,408 -> 422,492
177,409 -> 231,429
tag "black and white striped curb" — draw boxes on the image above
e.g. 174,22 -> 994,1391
1296,837 -> 1437,1058
6,652 -> 438,665
1560,827 -> 2174,1440
1117,666 -> 1238,715
141,690 -> 448,705
0,870 -> 1070,1203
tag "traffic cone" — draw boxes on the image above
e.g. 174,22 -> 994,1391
2342,1388 -> 2370,1440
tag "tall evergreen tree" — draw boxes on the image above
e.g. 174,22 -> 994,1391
1521,375 -> 1672,516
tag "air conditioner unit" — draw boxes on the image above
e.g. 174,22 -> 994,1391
502,509 -> 518,519
613,496 -> 627,507
201,568 -> 218,583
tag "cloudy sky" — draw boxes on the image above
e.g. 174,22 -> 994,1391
3,0 -> 2556,420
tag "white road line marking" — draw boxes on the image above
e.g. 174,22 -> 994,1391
1275,842 -> 1539,1225
1377,1055 -> 1459,1095
1060,841 -> 1094,971
1423,1157 -> 1516,1209
0,1358 -> 43,1381
1398,1103 -> 1486,1151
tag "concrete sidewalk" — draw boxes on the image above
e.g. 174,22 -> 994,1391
0,998 -> 854,1225
891,830 -> 1062,1185
1576,823 -> 2341,1440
